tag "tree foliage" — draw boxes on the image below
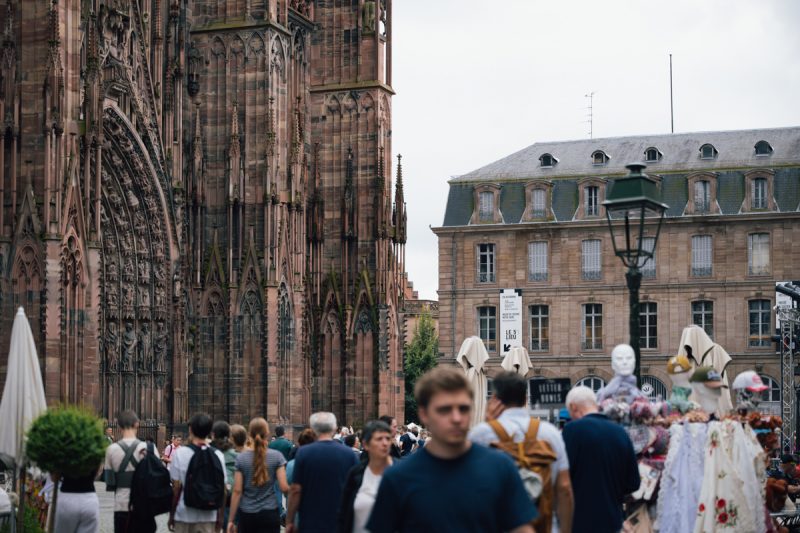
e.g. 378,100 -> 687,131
26,405 -> 108,478
404,312 -> 439,423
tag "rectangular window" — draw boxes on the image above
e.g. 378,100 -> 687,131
748,233 -> 770,276
478,306 -> 497,351
477,243 -> 495,283
531,189 -> 546,218
691,235 -> 712,277
581,303 -> 603,350
529,305 -> 549,351
638,237 -> 656,279
753,178 -> 767,209
585,186 -> 599,216
479,192 -> 494,222
694,181 -> 710,213
582,239 -> 602,280
692,301 -> 714,339
748,300 -> 771,347
528,241 -> 548,281
639,302 -> 658,349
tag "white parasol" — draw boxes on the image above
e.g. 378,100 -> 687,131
455,336 -> 489,428
677,324 -> 733,413
0,307 -> 47,470
501,346 -> 532,376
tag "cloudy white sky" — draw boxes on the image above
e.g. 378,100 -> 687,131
390,0 -> 800,300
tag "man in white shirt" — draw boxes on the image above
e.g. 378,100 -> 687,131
103,409 -> 148,533
469,371 -> 574,533
168,413 -> 227,533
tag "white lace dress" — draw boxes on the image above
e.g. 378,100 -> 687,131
657,423 -> 708,533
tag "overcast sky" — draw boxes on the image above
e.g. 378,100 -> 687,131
390,0 -> 800,300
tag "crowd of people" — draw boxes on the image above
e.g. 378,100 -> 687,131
79,366 -> 643,533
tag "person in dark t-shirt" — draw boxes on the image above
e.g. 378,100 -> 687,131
563,385 -> 640,533
286,412 -> 359,533
366,366 -> 536,533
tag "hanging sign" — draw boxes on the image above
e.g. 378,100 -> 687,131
529,378 -> 571,405
500,289 -> 522,354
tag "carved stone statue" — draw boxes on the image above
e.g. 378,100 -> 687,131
106,258 -> 118,280
138,322 -> 151,372
154,285 -> 166,307
106,322 -> 119,372
362,1 -> 375,32
134,210 -> 147,234
121,322 -> 136,372
138,285 -> 150,307
154,322 -> 167,372
123,256 -> 134,279
154,263 -> 166,284
138,260 -> 149,279
123,283 -> 134,307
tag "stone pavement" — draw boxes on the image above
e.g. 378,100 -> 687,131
96,482 -> 168,533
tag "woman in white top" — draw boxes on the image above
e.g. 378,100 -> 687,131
337,420 -> 394,533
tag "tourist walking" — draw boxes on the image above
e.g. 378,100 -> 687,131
168,413 -> 227,533
231,424 -> 248,453
285,412 -> 359,533
563,386 -> 640,533
378,415 -> 402,460
469,371 -> 573,533
366,366 -> 537,533
268,426 -> 293,460
103,409 -> 148,533
162,434 -> 182,465
338,420 -> 394,533
286,429 -> 316,482
212,420 -> 238,526
227,418 -> 288,533
53,467 -> 101,533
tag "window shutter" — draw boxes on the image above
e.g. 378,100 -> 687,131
479,192 -> 493,220
532,189 -> 546,216
528,242 -> 547,281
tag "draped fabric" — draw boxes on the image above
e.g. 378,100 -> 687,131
657,423 -> 708,533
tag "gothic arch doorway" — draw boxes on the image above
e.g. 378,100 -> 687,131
97,105 -> 178,426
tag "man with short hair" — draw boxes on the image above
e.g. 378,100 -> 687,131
162,434 -> 182,465
366,366 -> 536,533
286,412 -> 359,533
168,413 -> 227,533
378,415 -> 402,459
269,425 -> 293,460
104,410 -> 148,533
563,386 -> 640,533
469,371 -> 573,533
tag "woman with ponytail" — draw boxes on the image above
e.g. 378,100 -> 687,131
227,418 -> 289,533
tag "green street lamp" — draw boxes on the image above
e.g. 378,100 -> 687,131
603,163 -> 669,387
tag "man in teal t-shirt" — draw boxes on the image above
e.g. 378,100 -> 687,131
269,426 -> 294,459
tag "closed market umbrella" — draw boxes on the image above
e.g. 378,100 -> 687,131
501,346 -> 531,377
455,336 -> 489,428
0,307 -> 48,531
678,324 -> 733,413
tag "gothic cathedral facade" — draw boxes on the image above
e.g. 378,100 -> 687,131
0,0 -> 406,431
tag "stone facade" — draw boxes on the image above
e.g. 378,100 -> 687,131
0,0 -> 406,432
434,128 -> 800,411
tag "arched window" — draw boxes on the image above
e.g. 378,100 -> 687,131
641,375 -> 668,400
539,153 -> 557,168
699,143 -> 717,159
575,375 -> 605,393
644,147 -> 662,162
592,150 -> 609,165
754,140 -> 773,156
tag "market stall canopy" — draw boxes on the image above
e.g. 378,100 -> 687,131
677,324 -> 732,413
0,308 -> 48,470
501,346 -> 532,376
455,336 -> 489,428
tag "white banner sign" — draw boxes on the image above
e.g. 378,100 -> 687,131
500,289 -> 522,354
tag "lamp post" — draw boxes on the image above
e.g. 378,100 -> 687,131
603,163 -> 668,388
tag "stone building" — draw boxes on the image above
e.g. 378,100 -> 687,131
0,0 -> 406,433
434,127 -> 800,415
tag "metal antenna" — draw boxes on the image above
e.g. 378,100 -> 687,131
669,54 -> 674,133
585,92 -> 595,139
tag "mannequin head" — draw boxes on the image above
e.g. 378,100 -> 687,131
667,354 -> 693,388
611,344 -> 636,377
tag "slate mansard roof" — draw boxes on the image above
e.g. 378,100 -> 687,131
441,126 -> 800,227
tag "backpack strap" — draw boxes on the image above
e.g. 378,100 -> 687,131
525,418 -> 541,443
115,440 -> 141,489
488,419 -> 513,443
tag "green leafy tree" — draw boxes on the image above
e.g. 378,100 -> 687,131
404,312 -> 439,423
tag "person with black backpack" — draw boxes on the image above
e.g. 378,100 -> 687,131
168,413 -> 227,533
128,436 -> 174,532
103,409 -> 147,533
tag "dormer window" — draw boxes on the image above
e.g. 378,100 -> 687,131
577,178 -> 607,219
686,172 -> 719,215
744,170 -> 775,212
539,153 -> 557,168
644,147 -> 662,162
531,189 -> 546,218
523,181 -> 554,221
699,143 -> 718,160
471,183 -> 503,224
479,192 -> 494,221
592,150 -> 609,165
754,140 -> 773,156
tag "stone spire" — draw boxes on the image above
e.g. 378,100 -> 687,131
193,103 -> 204,202
393,154 -> 406,244
228,102 -> 242,200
